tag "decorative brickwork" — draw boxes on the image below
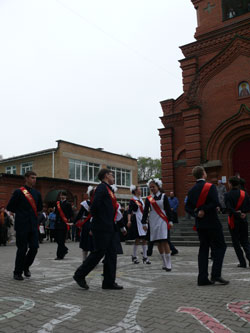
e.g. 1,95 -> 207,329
159,0 -> 250,215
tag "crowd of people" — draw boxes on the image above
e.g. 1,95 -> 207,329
2,167 -> 250,289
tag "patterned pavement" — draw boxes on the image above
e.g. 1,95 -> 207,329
0,241 -> 250,332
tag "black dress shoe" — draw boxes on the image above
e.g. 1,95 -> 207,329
162,267 -> 172,272
211,277 -> 229,285
13,274 -> 24,281
73,275 -> 89,289
102,282 -> 123,290
198,280 -> 214,286
55,257 -> 63,260
24,269 -> 31,277
237,264 -> 246,268
171,249 -> 178,256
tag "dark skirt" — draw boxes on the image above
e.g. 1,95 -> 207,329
79,220 -> 94,252
127,216 -> 149,241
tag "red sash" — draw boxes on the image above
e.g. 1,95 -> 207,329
147,195 -> 170,230
193,182 -> 212,231
228,190 -> 246,230
20,187 -> 38,217
56,201 -> 70,231
76,214 -> 91,230
106,185 -> 119,222
196,183 -> 212,208
131,199 -> 144,214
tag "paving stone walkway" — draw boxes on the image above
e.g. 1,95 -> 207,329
0,241 -> 250,332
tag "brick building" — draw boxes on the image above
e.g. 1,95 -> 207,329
159,0 -> 250,215
0,140 -> 138,208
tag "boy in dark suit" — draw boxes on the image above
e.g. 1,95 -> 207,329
73,168 -> 124,290
225,176 -> 250,268
7,171 -> 43,280
185,166 -> 228,286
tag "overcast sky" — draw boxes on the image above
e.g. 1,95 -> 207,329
0,0 -> 196,160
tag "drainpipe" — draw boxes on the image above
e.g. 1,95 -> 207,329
52,151 -> 55,178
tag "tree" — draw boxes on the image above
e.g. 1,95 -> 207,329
137,157 -> 161,181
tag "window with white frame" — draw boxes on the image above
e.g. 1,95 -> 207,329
107,166 -> 131,187
5,165 -> 17,175
140,185 -> 149,198
20,162 -> 33,175
69,159 -> 100,183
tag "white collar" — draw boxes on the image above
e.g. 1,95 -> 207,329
155,191 -> 161,197
133,195 -> 141,201
197,178 -> 206,182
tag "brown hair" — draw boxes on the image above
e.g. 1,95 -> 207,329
192,166 -> 205,179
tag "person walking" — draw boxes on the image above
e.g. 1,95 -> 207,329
185,166 -> 228,286
142,179 -> 173,271
73,168 -> 123,290
6,171 -> 43,280
225,176 -> 250,268
127,185 -> 151,265
54,191 -> 73,260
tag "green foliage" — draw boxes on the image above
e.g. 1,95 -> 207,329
137,157 -> 161,181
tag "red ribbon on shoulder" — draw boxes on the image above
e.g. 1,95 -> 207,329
20,187 -> 38,217
192,182 -> 212,231
56,201 -> 70,231
131,199 -> 144,214
147,195 -> 170,230
105,185 -> 119,222
228,190 -> 246,230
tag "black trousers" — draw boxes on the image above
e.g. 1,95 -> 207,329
14,229 -> 39,275
55,229 -> 68,259
74,231 -> 117,286
197,227 -> 227,283
229,220 -> 250,266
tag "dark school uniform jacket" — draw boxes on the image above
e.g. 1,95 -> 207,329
7,185 -> 43,232
185,180 -> 221,229
55,200 -> 73,230
90,182 -> 116,234
224,188 -> 250,222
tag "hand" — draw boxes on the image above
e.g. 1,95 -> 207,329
127,221 -> 131,229
198,210 -> 205,218
122,230 -> 127,236
89,230 -> 93,236
216,207 -> 221,213
241,213 -> 246,219
143,225 -> 148,232
169,221 -> 173,229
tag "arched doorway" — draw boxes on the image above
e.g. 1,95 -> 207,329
232,139 -> 250,193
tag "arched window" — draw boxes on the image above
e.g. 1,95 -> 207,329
222,0 -> 250,21
239,81 -> 250,98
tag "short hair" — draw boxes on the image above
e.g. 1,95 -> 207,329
98,168 -> 112,181
192,166 -> 205,179
59,191 -> 67,197
229,176 -> 240,187
24,171 -> 37,178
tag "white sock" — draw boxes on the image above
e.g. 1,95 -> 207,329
166,253 -> 172,269
142,245 -> 147,258
161,253 -> 168,268
133,244 -> 138,258
82,251 -> 88,261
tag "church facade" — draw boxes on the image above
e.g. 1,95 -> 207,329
159,0 -> 250,214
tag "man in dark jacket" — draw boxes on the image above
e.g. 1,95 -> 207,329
54,191 -> 73,260
73,168 -> 123,290
7,171 -> 43,280
185,166 -> 228,286
225,176 -> 250,268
